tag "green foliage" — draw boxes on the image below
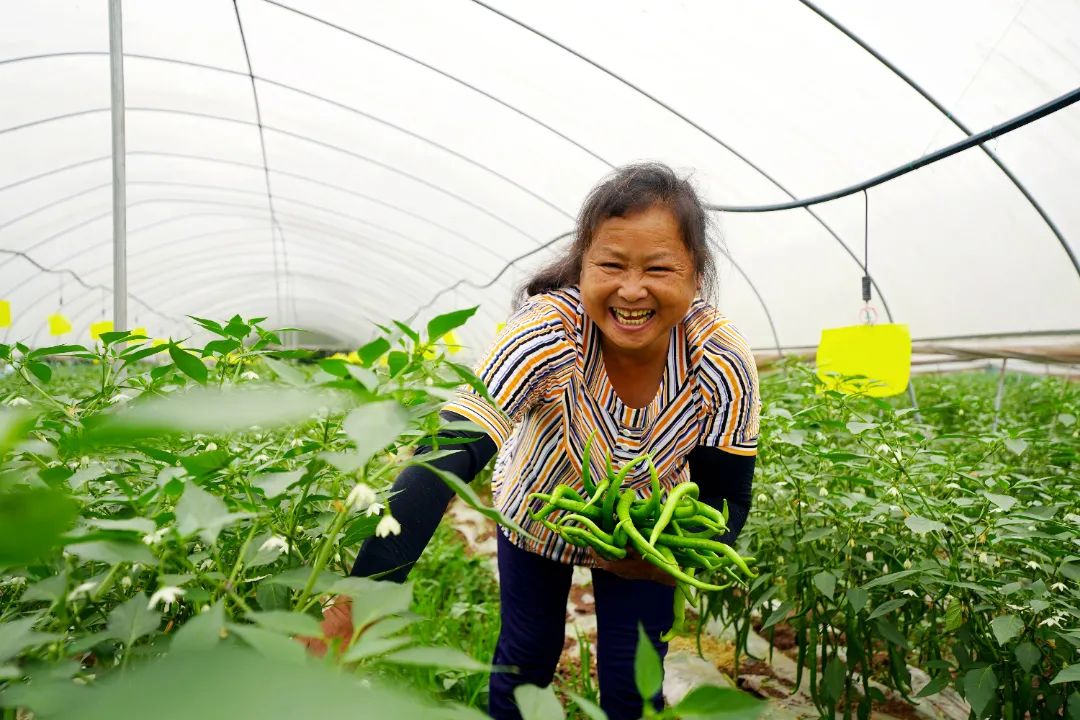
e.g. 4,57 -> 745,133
704,360 -> 1080,719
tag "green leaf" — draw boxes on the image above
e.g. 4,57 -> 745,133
513,684 -> 565,720
868,598 -> 907,620
253,470 -> 304,499
990,614 -> 1024,646
1003,437 -> 1028,455
392,320 -> 421,344
762,601 -> 791,630
983,492 -> 1018,512
874,618 -> 911,649
83,386 -> 345,443
1014,641 -> 1041,673
22,573 -> 68,603
27,361 -> 52,384
265,567 -> 339,594
27,344 -> 90,359
170,600 -> 226,652
342,634 -> 413,662
916,672 -> 951,698
846,588 -> 869,613
634,624 -> 663,701
905,515 -> 947,535
672,685 -> 763,718
85,517 -> 156,534
0,616 -> 60,663
943,599 -> 964,632
846,421 -> 876,434
29,645 -> 441,720
0,487 -> 78,567
1051,663 -> 1080,686
246,611 -> 322,638
342,401 -> 409,467
175,482 -> 248,545
822,657 -> 845,701
357,337 -> 391,367
812,571 -> 836,600
329,578 -> 413,628
862,568 -> 922,590
963,666 -> 997,716
426,307 -> 478,342
105,593 -> 160,646
169,344 -> 207,384
381,646 -> 488,673
797,526 -> 836,544
416,462 -> 536,542
66,540 -> 156,566
346,365 -> 379,391
226,623 -> 307,665
565,691 -> 608,720
262,357 -> 305,387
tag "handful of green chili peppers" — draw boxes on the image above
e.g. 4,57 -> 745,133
527,434 -> 756,641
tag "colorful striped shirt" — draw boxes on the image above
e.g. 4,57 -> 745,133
445,285 -> 761,564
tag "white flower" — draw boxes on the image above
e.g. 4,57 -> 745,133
67,581 -> 98,601
346,483 -> 377,512
979,552 -> 990,565
901,589 -> 917,597
375,515 -> 401,538
121,576 -> 132,589
886,487 -> 900,497
1039,614 -> 1064,628
108,392 -> 131,405
290,438 -> 303,448
866,551 -> 874,563
1051,582 -> 1068,592
5,396 -> 31,407
364,502 -> 385,517
882,564 -> 890,574
1006,603 -> 1027,612
240,371 -> 260,381
204,442 -> 218,452
1026,560 -> 1040,571
252,454 -> 269,464
756,493 -> 768,505
903,559 -> 912,570
148,586 -> 185,611
258,536 -> 289,554
198,558 -> 214,571
818,487 -> 828,497
142,528 -> 168,546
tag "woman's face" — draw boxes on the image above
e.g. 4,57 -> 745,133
580,203 -> 699,361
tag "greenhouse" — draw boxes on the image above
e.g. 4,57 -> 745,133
1,1 -> 1078,719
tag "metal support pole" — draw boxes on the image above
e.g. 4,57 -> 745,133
108,0 -> 128,331
992,358 -> 1009,433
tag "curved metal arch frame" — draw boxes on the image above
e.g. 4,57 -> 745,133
0,148 -> 508,261
10,204 -> 453,317
3,196 -> 463,296
0,105 -> 558,248
797,0 -> 1078,279
1,178 -> 506,271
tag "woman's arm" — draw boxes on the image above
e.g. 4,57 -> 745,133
686,445 -> 755,545
349,410 -> 496,582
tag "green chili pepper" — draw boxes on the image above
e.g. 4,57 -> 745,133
580,430 -> 598,496
558,513 -> 617,546
648,482 -> 700,546
615,489 -> 673,567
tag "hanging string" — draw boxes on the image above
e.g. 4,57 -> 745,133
860,189 -> 876,325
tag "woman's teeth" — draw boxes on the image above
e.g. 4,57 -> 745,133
612,308 -> 655,326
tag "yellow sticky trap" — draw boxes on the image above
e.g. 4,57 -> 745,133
346,351 -> 360,364
131,326 -> 147,338
90,320 -> 114,341
442,330 -> 463,355
816,324 -> 911,397
0,300 -> 11,328
329,352 -> 347,361
151,338 -> 167,347
48,313 -> 73,336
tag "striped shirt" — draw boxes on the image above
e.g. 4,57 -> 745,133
445,285 -> 761,565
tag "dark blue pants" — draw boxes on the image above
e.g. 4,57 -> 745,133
489,532 -> 675,720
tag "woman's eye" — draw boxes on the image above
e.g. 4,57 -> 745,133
600,262 -> 622,269
648,266 -> 672,273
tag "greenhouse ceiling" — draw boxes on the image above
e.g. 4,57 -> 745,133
1,0 -> 1079,356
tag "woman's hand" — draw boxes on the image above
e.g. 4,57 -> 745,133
593,548 -> 676,587
296,595 -> 354,658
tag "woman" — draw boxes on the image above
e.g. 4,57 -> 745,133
326,163 -> 760,720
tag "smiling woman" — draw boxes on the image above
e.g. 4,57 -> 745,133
342,162 -> 761,720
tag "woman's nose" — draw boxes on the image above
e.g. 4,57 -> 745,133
617,276 -> 648,302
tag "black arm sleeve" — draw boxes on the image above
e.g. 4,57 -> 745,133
349,411 -> 497,583
686,446 -> 755,546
